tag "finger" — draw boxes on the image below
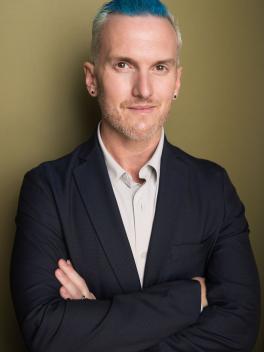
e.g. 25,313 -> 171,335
192,277 -> 205,284
58,259 -> 90,295
59,286 -> 72,300
55,268 -> 81,298
192,276 -> 204,280
89,292 -> 96,300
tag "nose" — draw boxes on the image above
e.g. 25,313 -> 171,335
132,70 -> 153,100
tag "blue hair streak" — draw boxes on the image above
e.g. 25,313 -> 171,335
101,0 -> 170,18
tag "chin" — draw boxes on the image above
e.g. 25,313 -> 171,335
103,113 -> 164,142
120,124 -> 161,142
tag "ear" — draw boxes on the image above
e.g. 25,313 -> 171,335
174,66 -> 183,98
83,62 -> 98,97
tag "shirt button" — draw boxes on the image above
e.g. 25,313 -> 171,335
141,252 -> 147,259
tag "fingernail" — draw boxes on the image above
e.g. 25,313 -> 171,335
56,269 -> 62,277
67,260 -> 71,265
59,259 -> 66,266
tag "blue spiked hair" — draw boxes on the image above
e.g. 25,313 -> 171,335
91,0 -> 182,64
102,0 -> 170,17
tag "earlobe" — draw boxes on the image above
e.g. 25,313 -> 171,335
174,66 -> 183,98
83,61 -> 97,97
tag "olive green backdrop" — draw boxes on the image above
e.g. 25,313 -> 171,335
0,0 -> 263,351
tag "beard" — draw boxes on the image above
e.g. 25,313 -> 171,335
98,95 -> 171,142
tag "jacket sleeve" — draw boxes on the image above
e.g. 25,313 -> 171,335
147,170 -> 261,352
10,169 -> 201,352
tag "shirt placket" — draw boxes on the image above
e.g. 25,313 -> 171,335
133,180 -> 150,285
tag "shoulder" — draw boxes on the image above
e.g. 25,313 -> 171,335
164,139 -> 244,220
164,139 -> 226,184
22,135 -> 96,188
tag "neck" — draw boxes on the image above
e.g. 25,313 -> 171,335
100,121 -> 162,183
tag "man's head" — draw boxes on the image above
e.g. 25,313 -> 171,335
91,0 -> 182,66
84,0 -> 182,142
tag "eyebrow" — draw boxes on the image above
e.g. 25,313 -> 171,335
155,59 -> 176,66
108,56 -> 176,67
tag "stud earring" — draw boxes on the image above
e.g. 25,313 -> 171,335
91,90 -> 95,95
173,94 -> 177,100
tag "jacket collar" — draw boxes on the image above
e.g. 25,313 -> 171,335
75,132 -> 190,291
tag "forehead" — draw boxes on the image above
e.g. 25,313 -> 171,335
99,14 -> 178,62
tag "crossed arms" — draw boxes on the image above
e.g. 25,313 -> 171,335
55,259 -> 207,306
10,168 -> 260,352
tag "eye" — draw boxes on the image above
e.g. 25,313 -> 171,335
114,62 -> 130,70
155,64 -> 168,72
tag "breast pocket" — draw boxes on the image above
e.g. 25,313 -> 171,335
164,238 -> 213,280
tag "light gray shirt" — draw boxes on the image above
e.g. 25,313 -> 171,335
97,123 -> 164,286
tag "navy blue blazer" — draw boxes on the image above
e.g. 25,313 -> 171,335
10,134 -> 260,352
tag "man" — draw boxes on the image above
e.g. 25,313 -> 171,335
10,1 -> 260,351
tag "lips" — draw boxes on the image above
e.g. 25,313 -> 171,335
127,105 -> 156,112
129,105 -> 154,109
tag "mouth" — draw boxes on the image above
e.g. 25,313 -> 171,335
127,105 -> 157,113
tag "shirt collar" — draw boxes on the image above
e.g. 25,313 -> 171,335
142,128 -> 164,181
97,121 -> 164,183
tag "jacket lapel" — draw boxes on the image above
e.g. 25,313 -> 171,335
73,135 -> 141,293
143,139 -> 190,288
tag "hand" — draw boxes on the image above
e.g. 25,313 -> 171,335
192,276 -> 208,309
55,259 -> 96,300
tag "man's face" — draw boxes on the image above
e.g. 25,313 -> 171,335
85,14 -> 182,142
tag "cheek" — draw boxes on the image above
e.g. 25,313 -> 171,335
157,92 -> 174,110
153,77 -> 176,99
100,73 -> 132,102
